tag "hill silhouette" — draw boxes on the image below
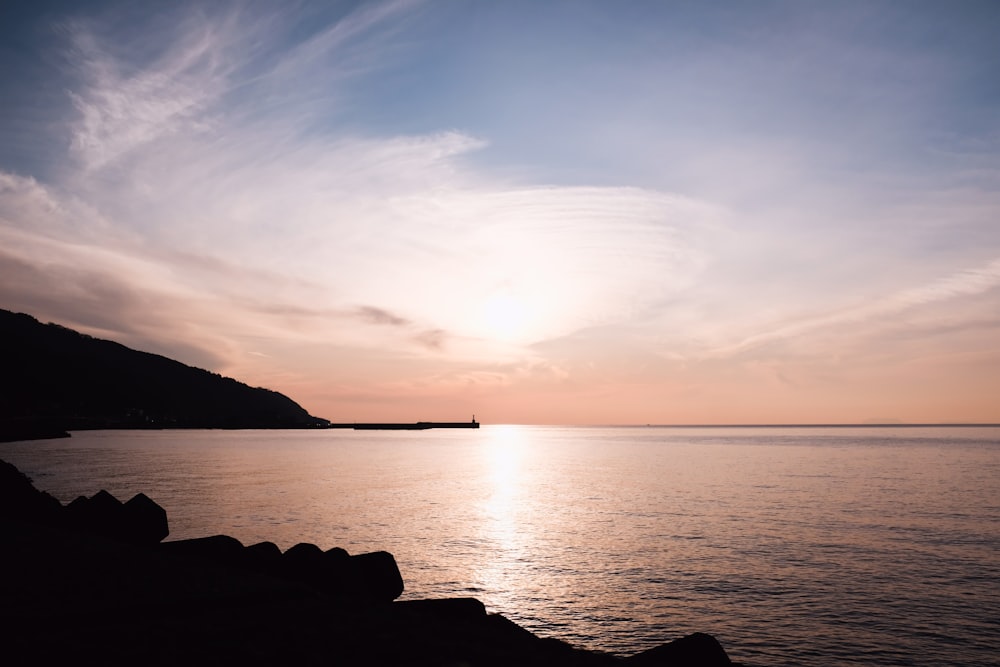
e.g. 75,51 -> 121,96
0,309 -> 328,439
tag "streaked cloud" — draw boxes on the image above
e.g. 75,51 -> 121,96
714,258 -> 1000,359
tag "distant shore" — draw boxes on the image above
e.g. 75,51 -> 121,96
0,421 -> 71,443
0,418 -> 327,443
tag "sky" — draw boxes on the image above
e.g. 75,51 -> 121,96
2,0 -> 999,425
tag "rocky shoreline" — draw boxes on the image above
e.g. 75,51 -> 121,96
1,459 -> 740,665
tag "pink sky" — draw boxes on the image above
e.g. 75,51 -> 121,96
2,3 -> 999,424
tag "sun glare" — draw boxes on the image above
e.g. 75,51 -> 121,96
481,293 -> 529,340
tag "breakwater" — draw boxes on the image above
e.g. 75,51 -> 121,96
326,420 -> 480,430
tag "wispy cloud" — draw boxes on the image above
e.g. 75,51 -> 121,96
412,328 -> 446,351
65,16 -> 230,170
713,258 -> 1000,359
354,306 -> 410,327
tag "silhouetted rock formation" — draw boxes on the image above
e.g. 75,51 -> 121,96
0,459 -> 740,666
6,482 -> 173,547
626,632 -> 733,666
0,459 -> 63,524
0,308 -> 329,439
161,536 -> 404,602
244,539 -> 283,571
158,533 -> 245,563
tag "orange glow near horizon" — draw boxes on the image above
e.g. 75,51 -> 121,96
264,352 -> 1000,426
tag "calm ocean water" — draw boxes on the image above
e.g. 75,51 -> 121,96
3,425 -> 999,666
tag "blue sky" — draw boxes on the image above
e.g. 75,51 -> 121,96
2,1 -> 999,423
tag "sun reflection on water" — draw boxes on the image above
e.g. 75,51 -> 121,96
484,425 -> 525,520
475,425 -> 533,607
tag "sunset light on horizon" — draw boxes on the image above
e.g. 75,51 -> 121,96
2,1 -> 999,424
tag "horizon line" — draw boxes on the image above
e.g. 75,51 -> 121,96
477,422 -> 1000,428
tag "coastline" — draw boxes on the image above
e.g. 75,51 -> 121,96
0,420 -> 71,443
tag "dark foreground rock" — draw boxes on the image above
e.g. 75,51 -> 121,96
64,488 -> 170,546
626,633 -> 733,666
0,459 -> 739,666
160,535 -> 405,602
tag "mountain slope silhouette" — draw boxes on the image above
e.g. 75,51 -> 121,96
0,309 -> 327,434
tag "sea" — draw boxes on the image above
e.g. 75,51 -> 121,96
3,425 -> 999,666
